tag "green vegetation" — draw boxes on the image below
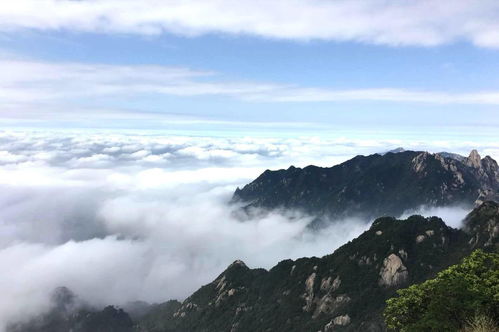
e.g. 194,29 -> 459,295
384,250 -> 499,332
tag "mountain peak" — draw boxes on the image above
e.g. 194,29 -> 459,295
216,259 -> 252,281
384,147 -> 406,154
467,149 -> 482,168
227,259 -> 248,269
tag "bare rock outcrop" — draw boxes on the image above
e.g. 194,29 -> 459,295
411,152 -> 429,173
378,254 -> 408,287
324,314 -> 351,331
312,293 -> 350,318
302,272 -> 316,312
466,149 -> 482,168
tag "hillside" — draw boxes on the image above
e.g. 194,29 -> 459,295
130,201 -> 498,332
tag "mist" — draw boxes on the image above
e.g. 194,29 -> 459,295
400,205 -> 471,229
0,130 -> 483,329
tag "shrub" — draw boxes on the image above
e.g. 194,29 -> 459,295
384,250 -> 499,332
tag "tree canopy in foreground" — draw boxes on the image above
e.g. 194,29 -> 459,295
384,250 -> 499,331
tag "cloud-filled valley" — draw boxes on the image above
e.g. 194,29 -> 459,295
0,130 -> 492,329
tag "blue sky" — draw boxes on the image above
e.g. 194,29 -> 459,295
1,0 -> 499,140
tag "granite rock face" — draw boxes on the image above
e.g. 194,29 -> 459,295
378,254 -> 408,287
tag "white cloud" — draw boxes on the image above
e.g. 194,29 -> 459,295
3,58 -> 499,124
248,87 -> 499,104
0,130 -> 494,329
401,205 -> 471,229
1,0 -> 499,48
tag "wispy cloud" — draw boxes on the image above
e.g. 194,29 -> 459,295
1,0 -> 499,48
251,87 -> 499,104
3,58 -> 499,118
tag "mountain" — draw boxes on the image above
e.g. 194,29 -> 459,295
436,151 -> 467,163
380,147 -> 406,155
232,150 -> 499,222
7,287 -> 134,332
9,202 -> 498,332
131,201 -> 498,332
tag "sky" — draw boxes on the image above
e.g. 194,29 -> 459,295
0,0 -> 498,140
0,1 -> 499,329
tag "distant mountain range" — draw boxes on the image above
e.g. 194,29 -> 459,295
232,150 -> 499,223
10,201 -> 498,332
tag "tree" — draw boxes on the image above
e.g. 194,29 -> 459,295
384,250 -> 499,331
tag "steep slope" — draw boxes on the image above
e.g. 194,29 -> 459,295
232,150 -> 499,221
134,301 -> 182,332
134,201 -> 499,332
464,200 -> 499,251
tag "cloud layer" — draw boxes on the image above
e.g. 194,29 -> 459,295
3,58 -> 499,126
1,0 -> 499,48
0,131 -> 489,329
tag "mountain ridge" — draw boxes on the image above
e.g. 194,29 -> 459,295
132,200 -> 498,332
232,150 -> 499,223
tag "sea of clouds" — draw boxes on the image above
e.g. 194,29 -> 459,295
0,130 -> 495,328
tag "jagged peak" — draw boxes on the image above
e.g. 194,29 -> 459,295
482,155 -> 499,167
469,149 -> 481,159
228,259 -> 247,268
219,260 -> 250,277
210,259 -> 257,291
467,149 -> 482,168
